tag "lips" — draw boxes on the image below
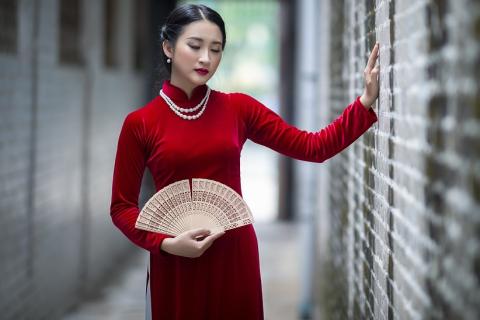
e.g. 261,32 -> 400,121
195,68 -> 209,75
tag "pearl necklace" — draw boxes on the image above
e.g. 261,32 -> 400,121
159,87 -> 211,120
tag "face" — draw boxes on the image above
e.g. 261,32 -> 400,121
163,19 -> 223,90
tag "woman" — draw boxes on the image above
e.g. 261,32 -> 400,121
110,3 -> 379,320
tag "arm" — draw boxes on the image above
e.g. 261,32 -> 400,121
110,113 -> 226,258
110,112 -> 172,255
236,42 -> 381,162
233,93 -> 377,163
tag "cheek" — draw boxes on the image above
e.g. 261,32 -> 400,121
176,47 -> 196,62
211,52 -> 221,63
213,55 -> 222,67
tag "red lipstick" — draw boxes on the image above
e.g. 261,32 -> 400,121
195,68 -> 209,76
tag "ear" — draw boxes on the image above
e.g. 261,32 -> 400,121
162,40 -> 174,59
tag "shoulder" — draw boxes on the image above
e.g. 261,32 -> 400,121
123,96 -> 160,128
227,91 -> 256,103
202,86 -> 256,103
205,88 -> 254,112
122,110 -> 144,135
226,91 -> 273,117
225,92 -> 261,115
120,100 -> 157,139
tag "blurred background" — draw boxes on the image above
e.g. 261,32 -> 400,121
1,0 -> 479,319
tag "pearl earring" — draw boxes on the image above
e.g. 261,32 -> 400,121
167,58 -> 171,63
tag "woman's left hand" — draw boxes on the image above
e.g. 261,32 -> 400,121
360,42 -> 380,109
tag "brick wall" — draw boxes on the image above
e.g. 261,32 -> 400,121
316,0 -> 480,319
0,0 -> 152,318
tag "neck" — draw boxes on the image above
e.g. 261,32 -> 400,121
170,75 -> 203,100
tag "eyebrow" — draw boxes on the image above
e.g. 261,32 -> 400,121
186,37 -> 222,45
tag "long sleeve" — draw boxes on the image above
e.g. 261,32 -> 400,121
233,93 -> 378,162
110,112 -> 171,255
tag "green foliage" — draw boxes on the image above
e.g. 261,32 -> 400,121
177,0 -> 279,96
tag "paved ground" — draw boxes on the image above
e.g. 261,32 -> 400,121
62,221 -> 302,320
257,221 -> 302,320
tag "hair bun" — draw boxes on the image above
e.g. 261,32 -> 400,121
160,25 -> 167,40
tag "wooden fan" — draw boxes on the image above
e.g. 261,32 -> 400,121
135,178 -> 254,237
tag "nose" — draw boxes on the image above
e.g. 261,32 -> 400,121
199,48 -> 211,65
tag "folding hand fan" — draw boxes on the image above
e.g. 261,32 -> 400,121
135,178 -> 255,237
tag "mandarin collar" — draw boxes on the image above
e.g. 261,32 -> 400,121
161,79 -> 208,104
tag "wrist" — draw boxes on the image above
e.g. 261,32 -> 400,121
359,94 -> 372,109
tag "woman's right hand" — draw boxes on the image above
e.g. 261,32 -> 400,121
160,228 -> 226,258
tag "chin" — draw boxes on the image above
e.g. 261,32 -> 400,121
191,77 -> 210,86
194,72 -> 214,82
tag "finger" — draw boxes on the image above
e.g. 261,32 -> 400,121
207,230 -> 226,240
190,228 -> 211,238
366,45 -> 379,72
366,43 -> 379,72
200,231 -> 225,245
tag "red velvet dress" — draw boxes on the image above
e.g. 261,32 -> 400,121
110,80 -> 378,319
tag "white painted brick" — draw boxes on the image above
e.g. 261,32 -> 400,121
316,0 -> 480,319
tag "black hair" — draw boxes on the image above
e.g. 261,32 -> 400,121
159,4 -> 227,77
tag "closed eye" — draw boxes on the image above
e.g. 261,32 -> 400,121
189,45 -> 221,53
